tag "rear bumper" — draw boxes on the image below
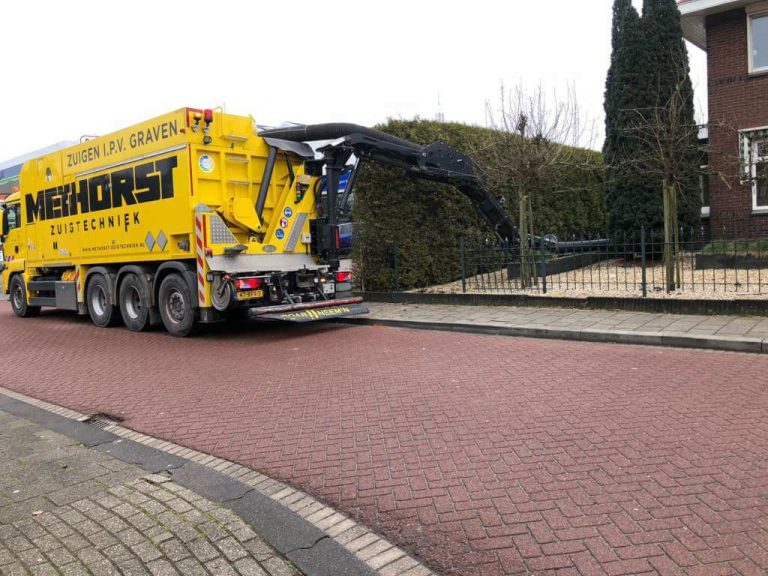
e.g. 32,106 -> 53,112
246,297 -> 368,322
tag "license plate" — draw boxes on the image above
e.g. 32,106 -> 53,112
237,289 -> 264,301
323,282 -> 335,294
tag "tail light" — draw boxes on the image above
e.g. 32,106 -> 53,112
203,109 -> 214,123
335,271 -> 352,283
235,277 -> 261,290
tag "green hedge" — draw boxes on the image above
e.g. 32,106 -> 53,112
352,119 -> 606,291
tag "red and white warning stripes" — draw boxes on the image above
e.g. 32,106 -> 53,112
195,213 -> 206,306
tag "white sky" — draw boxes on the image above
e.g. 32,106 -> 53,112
0,0 -> 707,161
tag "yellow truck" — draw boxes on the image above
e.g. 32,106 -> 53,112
1,108 -> 517,336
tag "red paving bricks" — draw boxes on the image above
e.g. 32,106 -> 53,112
1,307 -> 767,576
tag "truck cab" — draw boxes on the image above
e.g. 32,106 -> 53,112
1,194 -> 23,269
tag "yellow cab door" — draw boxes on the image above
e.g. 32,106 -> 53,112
1,199 -> 24,291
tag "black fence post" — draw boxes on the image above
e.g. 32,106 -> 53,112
540,237 -> 548,294
460,239 -> 467,294
392,242 -> 400,292
641,226 -> 648,298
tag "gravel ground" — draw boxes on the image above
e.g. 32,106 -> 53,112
421,257 -> 768,299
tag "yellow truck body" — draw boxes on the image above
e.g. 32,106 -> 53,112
1,108 -> 362,335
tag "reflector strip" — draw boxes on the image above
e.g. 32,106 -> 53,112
247,296 -> 364,316
195,214 -> 206,305
284,212 -> 308,252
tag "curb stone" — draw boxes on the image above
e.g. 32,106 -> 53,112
337,317 -> 767,354
356,290 -> 768,317
0,385 -> 438,576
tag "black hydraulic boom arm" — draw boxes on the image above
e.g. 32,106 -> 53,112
258,123 -> 519,267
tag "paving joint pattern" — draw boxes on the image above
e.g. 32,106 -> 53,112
0,385 -> 436,576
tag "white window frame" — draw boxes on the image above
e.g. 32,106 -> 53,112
699,165 -> 710,218
752,139 -> 768,212
747,4 -> 768,75
740,128 -> 768,213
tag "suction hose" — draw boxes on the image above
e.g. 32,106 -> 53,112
258,123 -> 420,150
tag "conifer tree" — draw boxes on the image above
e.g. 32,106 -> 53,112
640,0 -> 701,227
602,0 -> 702,291
604,0 -> 652,232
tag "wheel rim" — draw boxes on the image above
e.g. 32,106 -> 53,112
12,284 -> 23,310
165,289 -> 186,325
124,285 -> 142,320
91,285 -> 107,317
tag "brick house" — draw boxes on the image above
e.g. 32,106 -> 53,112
680,0 -> 768,233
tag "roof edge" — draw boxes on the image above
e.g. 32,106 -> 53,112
678,0 -> 760,50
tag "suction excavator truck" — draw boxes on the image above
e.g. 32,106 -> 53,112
0,108 -> 517,336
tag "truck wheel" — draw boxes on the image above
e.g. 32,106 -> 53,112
9,275 -> 41,318
87,274 -> 119,328
158,273 -> 197,337
119,273 -> 150,332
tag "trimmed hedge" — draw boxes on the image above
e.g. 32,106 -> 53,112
352,119 -> 606,291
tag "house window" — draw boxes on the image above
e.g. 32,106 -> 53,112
755,141 -> 768,210
700,168 -> 710,217
741,130 -> 768,212
749,12 -> 768,73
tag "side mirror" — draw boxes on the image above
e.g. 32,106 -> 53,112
0,206 -> 8,242
0,207 -> 6,243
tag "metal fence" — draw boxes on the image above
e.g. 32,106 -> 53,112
385,226 -> 768,297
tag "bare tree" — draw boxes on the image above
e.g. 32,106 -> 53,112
622,76 -> 706,292
478,82 -> 596,288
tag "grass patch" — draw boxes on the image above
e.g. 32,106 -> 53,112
701,240 -> 768,257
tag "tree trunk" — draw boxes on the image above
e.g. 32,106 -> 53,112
671,182 -> 682,289
663,179 -> 674,293
527,195 -> 538,287
519,193 -> 529,289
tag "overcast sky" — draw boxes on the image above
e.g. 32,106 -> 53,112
0,0 -> 707,161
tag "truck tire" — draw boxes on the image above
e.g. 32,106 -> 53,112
87,274 -> 120,328
9,275 -> 41,318
119,273 -> 150,332
158,273 -> 197,337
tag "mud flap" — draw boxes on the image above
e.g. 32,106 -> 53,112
252,303 -> 369,323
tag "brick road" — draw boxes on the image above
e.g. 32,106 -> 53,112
1,308 -> 767,576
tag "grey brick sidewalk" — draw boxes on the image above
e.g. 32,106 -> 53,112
355,302 -> 768,352
0,411 -> 300,576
